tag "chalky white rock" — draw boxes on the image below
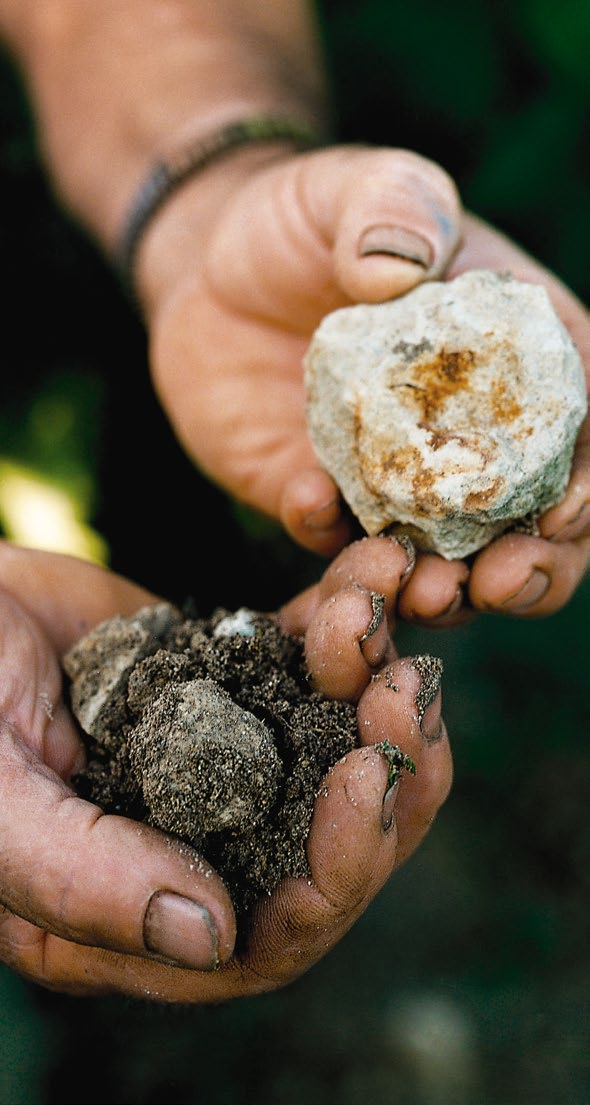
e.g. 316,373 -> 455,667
304,270 -> 587,559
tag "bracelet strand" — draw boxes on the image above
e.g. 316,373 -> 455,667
117,115 -> 325,305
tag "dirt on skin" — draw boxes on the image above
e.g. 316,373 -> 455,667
63,602 -> 416,916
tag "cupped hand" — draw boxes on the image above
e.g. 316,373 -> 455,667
0,537 -> 450,1001
0,543 -> 236,997
141,146 -> 589,625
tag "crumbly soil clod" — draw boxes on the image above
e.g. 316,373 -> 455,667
64,603 -> 364,916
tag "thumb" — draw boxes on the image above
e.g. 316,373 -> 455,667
0,714 -> 237,982
309,145 -> 463,304
205,144 -> 462,331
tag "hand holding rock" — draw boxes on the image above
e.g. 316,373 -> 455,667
305,269 -> 586,560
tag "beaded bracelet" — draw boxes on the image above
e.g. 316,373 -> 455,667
117,115 -> 325,305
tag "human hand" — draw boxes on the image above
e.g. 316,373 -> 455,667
139,146 -> 588,625
139,143 -> 462,555
0,537 -> 450,1001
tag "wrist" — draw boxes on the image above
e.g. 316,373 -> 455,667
9,1 -> 329,250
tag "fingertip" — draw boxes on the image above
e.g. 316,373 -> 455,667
356,657 -> 452,864
279,531 -> 415,658
319,534 -> 415,619
131,827 -> 238,969
306,745 -> 397,910
540,500 -> 590,543
331,148 -> 462,304
357,656 -> 424,747
280,467 -> 351,556
304,585 -> 388,701
468,535 -> 528,612
536,423 -> 590,543
397,554 -> 469,624
343,252 -> 432,303
468,533 -> 587,616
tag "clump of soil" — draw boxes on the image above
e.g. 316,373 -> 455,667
64,602 -> 413,916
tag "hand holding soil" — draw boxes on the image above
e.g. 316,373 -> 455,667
0,539 -> 451,1003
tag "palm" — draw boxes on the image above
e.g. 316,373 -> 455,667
151,282 -> 314,523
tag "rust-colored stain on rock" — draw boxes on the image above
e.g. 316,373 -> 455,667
304,272 -> 587,557
390,343 -> 523,428
374,443 -> 446,518
393,348 -> 476,423
464,479 -> 503,511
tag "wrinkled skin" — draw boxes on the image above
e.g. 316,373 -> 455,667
0,537 -> 450,1002
140,147 -> 590,625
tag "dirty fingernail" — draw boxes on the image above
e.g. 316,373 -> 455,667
144,891 -> 218,971
412,654 -> 444,741
360,591 -> 387,667
381,779 -> 401,832
498,569 -> 550,611
358,225 -> 434,268
388,533 -> 416,581
302,497 -> 341,531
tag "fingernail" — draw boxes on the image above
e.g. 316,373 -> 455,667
358,225 -> 434,268
412,654 -> 443,740
381,779 -> 400,832
302,497 -> 340,531
387,533 -> 416,581
498,569 -> 550,611
549,501 -> 590,543
144,891 -> 218,971
360,591 -> 386,667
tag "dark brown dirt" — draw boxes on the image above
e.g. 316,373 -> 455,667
63,602 -> 378,916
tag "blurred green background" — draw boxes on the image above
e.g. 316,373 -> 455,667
1,2 -> 589,1103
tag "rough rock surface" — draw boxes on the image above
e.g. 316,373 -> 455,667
304,270 -> 587,559
64,603 -> 377,915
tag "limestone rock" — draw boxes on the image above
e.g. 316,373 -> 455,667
128,677 -> 283,841
304,270 -> 587,559
63,602 -> 181,740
